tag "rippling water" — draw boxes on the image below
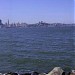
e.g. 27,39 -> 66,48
0,27 -> 75,73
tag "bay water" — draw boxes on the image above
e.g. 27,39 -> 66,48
0,26 -> 75,73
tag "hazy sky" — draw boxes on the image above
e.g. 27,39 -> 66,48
0,0 -> 74,24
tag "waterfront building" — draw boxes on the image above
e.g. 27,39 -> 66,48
0,19 -> 4,28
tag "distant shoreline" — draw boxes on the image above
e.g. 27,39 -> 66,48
0,19 -> 75,28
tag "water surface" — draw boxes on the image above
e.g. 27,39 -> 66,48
0,27 -> 75,73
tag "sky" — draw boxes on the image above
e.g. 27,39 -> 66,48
0,0 -> 74,24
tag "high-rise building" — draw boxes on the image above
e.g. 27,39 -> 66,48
8,19 -> 9,25
0,19 -> 3,28
0,19 -> 2,25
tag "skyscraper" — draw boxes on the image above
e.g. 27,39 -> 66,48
0,19 -> 3,28
0,19 -> 2,25
8,19 -> 9,25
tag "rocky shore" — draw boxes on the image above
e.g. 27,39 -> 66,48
0,67 -> 75,75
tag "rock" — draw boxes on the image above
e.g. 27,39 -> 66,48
67,70 -> 75,75
46,67 -> 64,75
3,72 -> 18,75
31,72 -> 39,75
72,70 -> 75,74
0,73 -> 3,75
62,72 -> 65,75
20,73 -> 31,75
67,72 -> 71,75
39,73 -> 46,75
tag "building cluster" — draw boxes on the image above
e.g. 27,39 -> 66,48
0,19 -> 74,28
0,19 -> 28,28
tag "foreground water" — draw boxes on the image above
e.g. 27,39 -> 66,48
0,27 -> 75,73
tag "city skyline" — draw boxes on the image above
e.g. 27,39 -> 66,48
0,0 -> 74,24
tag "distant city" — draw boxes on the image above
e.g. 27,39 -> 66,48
0,19 -> 74,28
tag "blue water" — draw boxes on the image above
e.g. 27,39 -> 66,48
0,27 -> 75,73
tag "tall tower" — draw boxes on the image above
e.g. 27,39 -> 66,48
0,19 -> 3,28
0,19 -> 2,25
8,19 -> 9,25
